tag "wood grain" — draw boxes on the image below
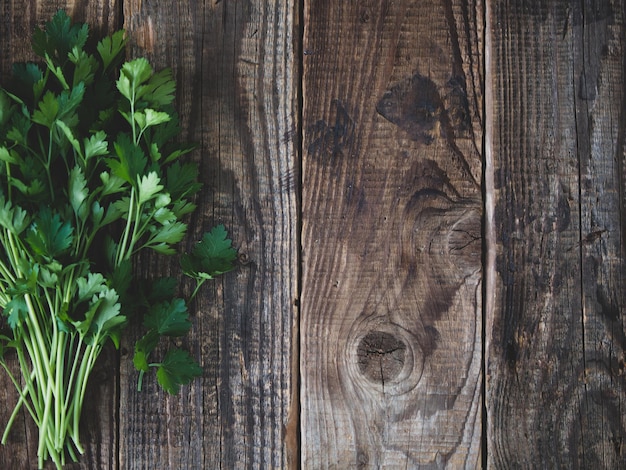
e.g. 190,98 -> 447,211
301,0 -> 484,467
486,0 -> 626,467
2,0 -> 625,468
120,0 -> 299,468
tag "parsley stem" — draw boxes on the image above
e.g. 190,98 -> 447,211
0,366 -> 37,444
130,89 -> 137,145
46,128 -> 55,202
116,187 -> 136,266
128,195 -> 145,256
137,369 -> 146,391
4,161 -> 11,201
0,255 -> 16,285
70,340 -> 100,454
190,279 -> 205,302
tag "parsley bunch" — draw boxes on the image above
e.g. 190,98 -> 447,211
0,11 -> 236,469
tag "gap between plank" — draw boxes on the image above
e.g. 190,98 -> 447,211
285,1 -> 305,468
482,0 -> 495,467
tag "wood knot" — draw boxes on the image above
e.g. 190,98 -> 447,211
345,317 -> 425,395
357,331 -> 407,382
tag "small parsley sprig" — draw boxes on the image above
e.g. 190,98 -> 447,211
0,11 -> 236,469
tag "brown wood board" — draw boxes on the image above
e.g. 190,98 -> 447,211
0,0 -> 625,468
486,0 -> 626,468
119,0 -> 299,468
300,0 -> 483,467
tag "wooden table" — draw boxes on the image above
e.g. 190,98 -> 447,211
0,0 -> 624,468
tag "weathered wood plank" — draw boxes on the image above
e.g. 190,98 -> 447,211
486,0 -> 626,467
0,4 -> 122,469
120,1 -> 299,468
301,0 -> 484,467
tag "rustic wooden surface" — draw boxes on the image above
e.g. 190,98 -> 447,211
486,0 -> 626,468
301,0 -> 483,467
0,0 -> 625,469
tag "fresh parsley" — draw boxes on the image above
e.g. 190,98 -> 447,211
0,11 -> 236,469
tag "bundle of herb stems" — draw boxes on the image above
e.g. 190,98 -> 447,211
0,11 -> 236,469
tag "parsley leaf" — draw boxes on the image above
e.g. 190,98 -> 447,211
166,161 -> 202,200
137,171 -> 164,204
97,30 -> 126,71
181,224 -> 238,280
156,348 -> 202,395
25,207 -> 74,260
32,10 -> 89,64
143,298 -> 191,337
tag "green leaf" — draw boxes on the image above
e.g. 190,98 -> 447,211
112,196 -> 131,217
133,349 -> 149,372
84,131 -> 108,160
101,201 -> 125,225
117,58 -> 153,102
145,221 -> 187,251
153,207 -> 176,224
144,108 -> 171,127
32,91 -> 59,128
97,29 -> 126,70
5,108 -> 31,145
166,162 -> 201,200
32,10 -> 89,62
172,200 -> 197,218
75,287 -> 125,343
109,134 -> 147,184
143,298 -> 191,337
109,259 -> 132,300
76,272 -> 107,302
154,193 -> 171,209
57,120 -> 82,157
25,207 -> 74,260
133,330 -> 159,372
148,243 -> 177,255
9,177 -> 46,199
181,225 -> 237,280
44,53 -> 70,90
11,63 -> 44,90
4,267 -> 39,328
143,68 -> 176,107
133,108 -> 172,134
0,196 -> 29,235
0,92 -> 15,129
5,296 -> 28,330
0,147 -> 16,164
69,166 -> 89,219
57,82 -> 85,126
116,75 -> 132,103
69,46 -> 98,86
137,171 -> 164,204
91,201 -> 104,225
156,348 -> 202,395
99,171 -> 126,196
147,277 -> 177,303
148,142 -> 162,161
38,263 -> 60,288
